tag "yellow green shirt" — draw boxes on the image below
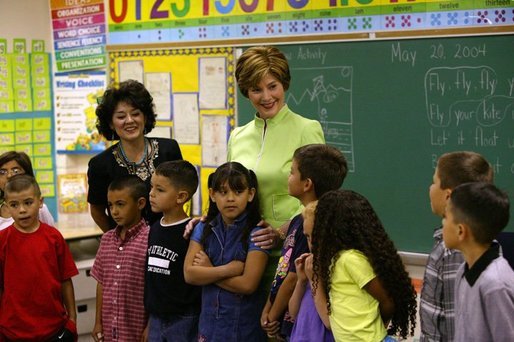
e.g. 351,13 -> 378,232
227,104 -> 325,229
329,249 -> 387,342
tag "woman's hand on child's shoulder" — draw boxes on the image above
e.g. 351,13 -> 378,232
251,220 -> 281,249
183,216 -> 206,239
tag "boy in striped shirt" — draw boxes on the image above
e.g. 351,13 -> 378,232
420,152 -> 492,341
91,175 -> 150,341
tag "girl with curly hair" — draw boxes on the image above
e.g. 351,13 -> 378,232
311,189 -> 417,341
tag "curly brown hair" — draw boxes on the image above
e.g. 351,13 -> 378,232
311,189 -> 417,339
95,80 -> 157,141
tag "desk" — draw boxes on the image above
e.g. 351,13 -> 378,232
58,226 -> 103,241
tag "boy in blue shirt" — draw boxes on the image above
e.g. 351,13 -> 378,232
261,144 -> 347,339
442,182 -> 514,341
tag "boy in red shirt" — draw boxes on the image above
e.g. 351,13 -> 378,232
0,175 -> 78,341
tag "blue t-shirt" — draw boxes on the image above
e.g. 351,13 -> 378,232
191,215 -> 267,261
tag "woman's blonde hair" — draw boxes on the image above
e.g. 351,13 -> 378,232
235,46 -> 291,98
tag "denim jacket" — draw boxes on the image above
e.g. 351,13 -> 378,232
191,213 -> 269,342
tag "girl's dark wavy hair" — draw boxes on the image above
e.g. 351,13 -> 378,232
202,162 -> 261,248
311,189 -> 417,339
96,80 -> 157,141
0,151 -> 35,202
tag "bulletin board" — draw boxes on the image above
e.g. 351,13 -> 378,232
0,113 -> 57,217
0,51 -> 57,219
108,47 -> 236,215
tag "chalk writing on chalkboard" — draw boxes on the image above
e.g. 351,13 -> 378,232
237,36 -> 514,253
287,66 -> 355,172
424,65 -> 514,175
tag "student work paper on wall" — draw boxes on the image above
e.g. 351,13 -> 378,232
109,47 -> 235,215
119,60 -> 144,84
199,57 -> 227,109
173,93 -> 199,144
145,72 -> 172,120
201,115 -> 229,167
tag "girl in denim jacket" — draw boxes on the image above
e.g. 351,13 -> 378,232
184,162 -> 269,342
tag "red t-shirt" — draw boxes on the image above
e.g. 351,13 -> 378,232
0,223 -> 78,340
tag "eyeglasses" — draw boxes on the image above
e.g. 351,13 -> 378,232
0,167 -> 24,176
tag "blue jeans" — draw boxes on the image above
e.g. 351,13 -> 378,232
148,313 -> 199,342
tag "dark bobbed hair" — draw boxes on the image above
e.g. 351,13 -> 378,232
293,144 -> 348,198
311,189 -> 417,339
235,46 -> 291,98
4,174 -> 41,199
155,160 -> 199,202
108,175 -> 147,203
437,151 -> 493,190
96,79 -> 157,141
450,182 -> 510,244
0,151 -> 36,201
0,151 -> 35,177
203,162 -> 261,247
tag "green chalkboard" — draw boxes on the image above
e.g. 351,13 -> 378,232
237,34 -> 514,253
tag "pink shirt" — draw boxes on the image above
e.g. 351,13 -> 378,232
91,219 -> 149,341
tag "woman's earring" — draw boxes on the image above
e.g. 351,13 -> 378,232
111,132 -> 114,140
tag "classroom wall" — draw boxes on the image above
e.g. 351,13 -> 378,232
0,0 -> 95,227
0,0 -> 52,44
0,2 -> 440,340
